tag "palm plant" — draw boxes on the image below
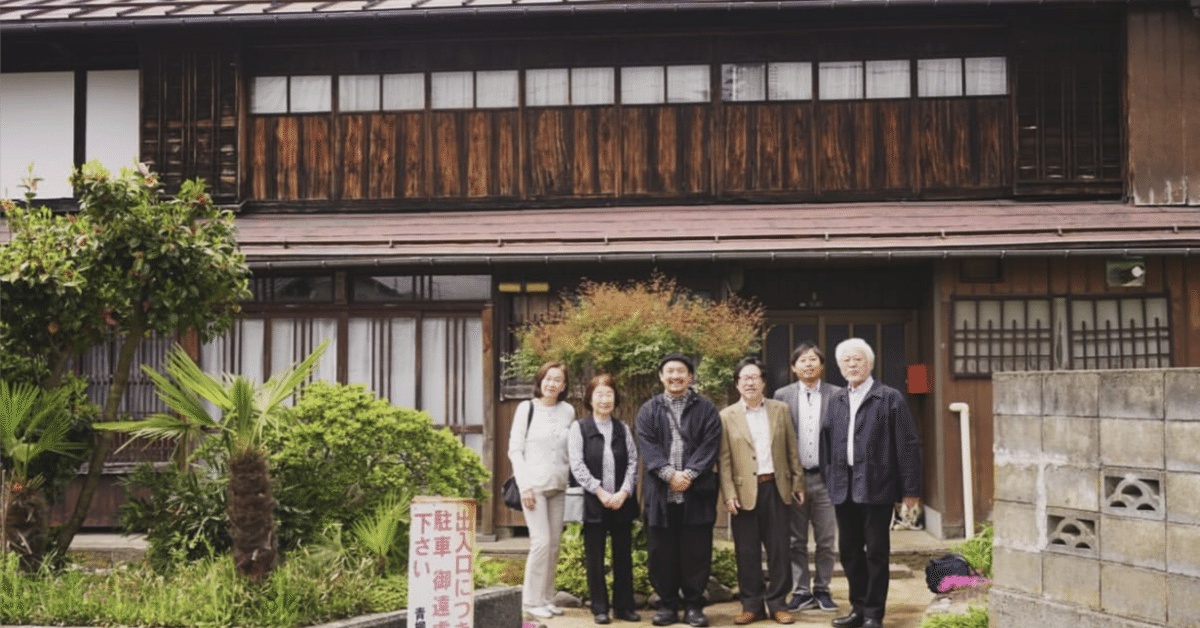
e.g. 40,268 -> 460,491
0,381 -> 83,570
98,340 -> 328,581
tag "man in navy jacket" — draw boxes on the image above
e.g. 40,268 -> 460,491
820,339 -> 921,628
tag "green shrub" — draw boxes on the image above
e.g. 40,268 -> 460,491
118,442 -> 230,573
554,521 -> 737,600
268,381 -> 490,552
953,523 -> 993,578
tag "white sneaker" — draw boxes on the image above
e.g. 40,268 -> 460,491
545,604 -> 565,616
526,606 -> 554,619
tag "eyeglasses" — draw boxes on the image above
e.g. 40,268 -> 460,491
738,375 -> 763,383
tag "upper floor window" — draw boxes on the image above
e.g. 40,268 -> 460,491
526,67 -> 616,106
252,76 -> 332,113
722,62 -> 813,102
621,65 -> 710,105
431,70 -> 518,110
918,57 -> 1007,97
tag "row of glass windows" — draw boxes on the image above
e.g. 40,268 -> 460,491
251,56 -> 1007,114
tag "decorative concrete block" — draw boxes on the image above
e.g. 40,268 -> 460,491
1166,369 -> 1200,422
1101,417 -> 1165,469
1167,471 -> 1200,525
1044,371 -> 1099,417
1099,370 -> 1165,420
1167,422 -> 1200,472
1101,515 -> 1166,570
1043,552 -> 1100,609
994,463 -> 1038,504
992,547 -> 1043,595
1046,507 -> 1099,557
1102,563 -> 1167,625
1046,465 -> 1100,511
994,414 -> 1042,458
1169,573 -> 1200,628
994,372 -> 1043,416
994,500 -> 1040,551
1043,415 -> 1099,464
1103,467 -> 1165,521
1167,522 -> 1200,577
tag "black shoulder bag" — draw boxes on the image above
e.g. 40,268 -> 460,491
501,401 -> 536,510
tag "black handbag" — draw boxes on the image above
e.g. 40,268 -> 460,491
501,401 -> 536,511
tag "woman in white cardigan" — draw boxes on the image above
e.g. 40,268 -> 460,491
508,360 -> 576,619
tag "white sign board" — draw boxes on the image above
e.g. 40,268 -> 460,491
407,496 -> 477,628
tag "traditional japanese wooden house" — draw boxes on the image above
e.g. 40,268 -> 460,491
3,0 -> 1198,538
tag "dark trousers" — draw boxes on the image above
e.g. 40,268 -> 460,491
730,479 -> 793,614
646,503 -> 713,612
834,500 -> 894,622
583,511 -> 635,615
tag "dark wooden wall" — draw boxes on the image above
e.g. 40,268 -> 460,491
933,255 -> 1200,529
1127,4 -> 1200,205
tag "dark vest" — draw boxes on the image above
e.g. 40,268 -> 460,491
577,417 -> 639,523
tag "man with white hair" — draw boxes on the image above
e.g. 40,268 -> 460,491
821,338 -> 921,628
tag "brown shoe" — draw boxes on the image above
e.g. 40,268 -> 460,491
733,611 -> 763,625
772,611 -> 794,625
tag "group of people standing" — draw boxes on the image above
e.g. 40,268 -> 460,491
507,339 -> 922,628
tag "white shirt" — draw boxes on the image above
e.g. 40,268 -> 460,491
743,401 -> 774,475
508,399 -> 575,492
796,383 -> 821,469
847,376 -> 874,467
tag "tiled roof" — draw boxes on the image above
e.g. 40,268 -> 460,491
0,0 -> 1162,29
227,201 -> 1200,268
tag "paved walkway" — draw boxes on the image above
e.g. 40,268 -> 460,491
72,529 -> 952,628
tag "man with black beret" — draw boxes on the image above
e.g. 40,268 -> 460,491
635,353 -> 723,628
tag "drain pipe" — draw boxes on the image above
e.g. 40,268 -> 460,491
948,402 -> 974,539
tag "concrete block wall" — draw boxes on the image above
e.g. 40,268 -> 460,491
991,369 -> 1200,628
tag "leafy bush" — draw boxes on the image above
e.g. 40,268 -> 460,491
118,442 -> 231,573
505,275 -> 763,404
554,521 -> 737,600
268,381 -> 490,552
953,523 -> 993,578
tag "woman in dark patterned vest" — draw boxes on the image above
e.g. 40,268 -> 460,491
568,374 -> 641,625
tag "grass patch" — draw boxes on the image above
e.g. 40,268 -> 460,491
0,549 -> 404,628
919,605 -> 988,628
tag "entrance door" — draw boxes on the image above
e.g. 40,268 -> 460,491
762,310 -> 917,395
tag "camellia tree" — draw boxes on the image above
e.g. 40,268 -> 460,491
504,275 -> 764,406
0,161 -> 251,553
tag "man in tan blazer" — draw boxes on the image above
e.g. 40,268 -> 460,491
719,356 -> 806,626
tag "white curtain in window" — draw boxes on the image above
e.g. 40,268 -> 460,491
252,76 -> 288,114
420,317 -> 484,454
200,319 -> 266,418
666,65 -> 710,103
86,70 -> 140,173
431,71 -> 474,110
965,57 -> 1008,96
768,62 -> 812,101
918,58 -> 963,97
722,63 -> 766,102
526,68 -> 570,107
382,73 -> 425,111
270,318 -> 338,403
865,60 -> 910,99
621,66 -> 665,105
290,76 -> 332,113
571,67 -> 615,105
819,61 -> 863,100
347,317 -> 417,407
476,70 -> 519,109
339,75 -> 381,112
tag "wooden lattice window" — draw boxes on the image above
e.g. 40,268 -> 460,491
952,294 -> 1172,377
